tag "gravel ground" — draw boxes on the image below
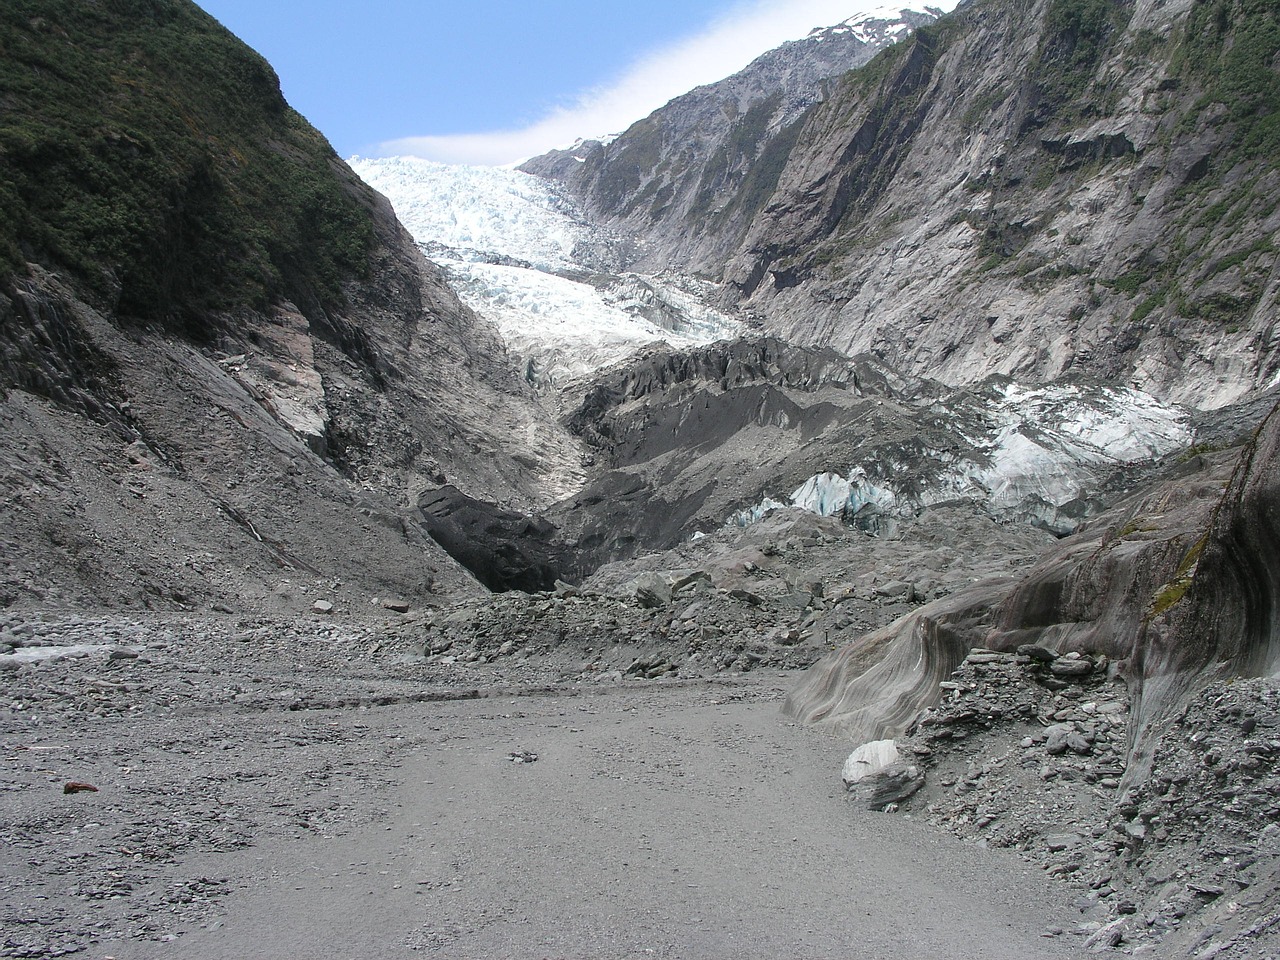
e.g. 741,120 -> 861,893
1,613 -> 1081,960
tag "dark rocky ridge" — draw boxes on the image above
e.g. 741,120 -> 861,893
416,486 -> 570,594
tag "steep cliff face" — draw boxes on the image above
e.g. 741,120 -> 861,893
520,8 -> 940,273
0,0 -> 582,612
723,0 -> 1280,409
532,0 -> 1279,410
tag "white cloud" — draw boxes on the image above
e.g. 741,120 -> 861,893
373,0 -> 955,167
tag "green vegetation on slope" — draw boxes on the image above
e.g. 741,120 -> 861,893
1178,0 -> 1280,162
1028,0 -> 1134,124
0,0 -> 375,334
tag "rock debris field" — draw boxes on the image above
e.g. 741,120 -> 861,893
0,610 -> 1088,960
2,605 -> 1278,959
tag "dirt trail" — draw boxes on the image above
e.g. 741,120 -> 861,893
128,683 -> 1077,960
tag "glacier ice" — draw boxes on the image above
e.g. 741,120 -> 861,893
733,381 -> 1193,535
350,155 -> 740,386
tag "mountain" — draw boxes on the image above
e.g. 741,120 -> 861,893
3,2 -> 1280,955
0,0 -> 582,613
521,7 -> 942,272
527,0 -> 1280,411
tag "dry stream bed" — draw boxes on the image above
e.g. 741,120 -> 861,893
0,613 -> 1085,959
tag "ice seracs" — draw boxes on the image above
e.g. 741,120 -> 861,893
735,379 -> 1194,535
351,156 -> 740,387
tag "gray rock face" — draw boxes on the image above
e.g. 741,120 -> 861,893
721,0 -> 1280,410
531,0 -> 1280,411
521,8 -> 941,273
782,400 -> 1269,745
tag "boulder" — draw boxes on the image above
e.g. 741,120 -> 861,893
631,572 -> 672,608
1017,643 -> 1058,663
1050,657 -> 1093,678
842,739 -> 926,810
875,580 -> 915,601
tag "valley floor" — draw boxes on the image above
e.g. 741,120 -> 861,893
1,613 -> 1080,960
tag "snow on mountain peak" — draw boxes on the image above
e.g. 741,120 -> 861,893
806,7 -> 930,43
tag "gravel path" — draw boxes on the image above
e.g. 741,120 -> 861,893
1,617 -> 1082,959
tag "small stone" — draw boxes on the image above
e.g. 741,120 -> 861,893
1187,882 -> 1224,898
670,569 -> 711,593
1066,732 -> 1093,755
1051,658 -> 1094,678
875,580 -> 914,601
64,782 -> 99,795
1046,833 -> 1079,853
312,600 -> 334,615
966,652 -> 1003,664
1045,722 -> 1077,755
382,599 -> 411,613
1018,644 -> 1058,663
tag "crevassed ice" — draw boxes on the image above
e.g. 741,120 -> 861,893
351,156 -> 585,271
731,383 -> 1193,532
349,156 -> 740,385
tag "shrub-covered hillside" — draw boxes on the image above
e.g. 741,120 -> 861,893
0,0 -> 375,334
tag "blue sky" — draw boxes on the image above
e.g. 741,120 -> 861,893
197,1 -> 955,166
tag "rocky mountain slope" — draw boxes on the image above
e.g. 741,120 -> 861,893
528,0 -> 1280,411
520,6 -> 941,269
0,0 -> 584,614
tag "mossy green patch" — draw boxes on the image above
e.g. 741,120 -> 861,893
1027,0 -> 1135,125
0,0 -> 376,333
1147,533 -> 1210,618
1176,0 -> 1280,162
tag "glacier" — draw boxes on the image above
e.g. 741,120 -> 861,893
733,380 -> 1194,535
350,156 -> 740,386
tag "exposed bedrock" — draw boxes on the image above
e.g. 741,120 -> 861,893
416,486 -> 570,594
784,577 -> 1017,738
787,401 -> 1280,784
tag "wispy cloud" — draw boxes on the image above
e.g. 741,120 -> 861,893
372,0 -> 953,167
